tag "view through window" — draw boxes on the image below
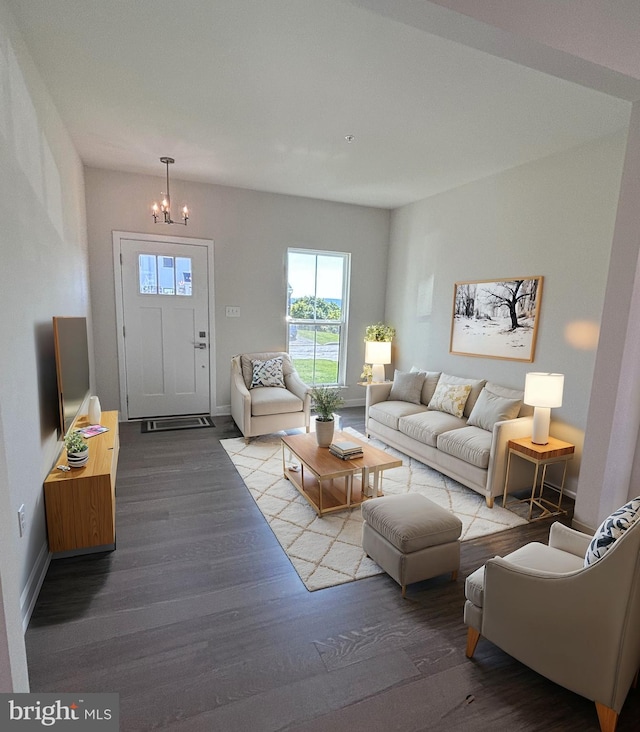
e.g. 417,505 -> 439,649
287,249 -> 350,385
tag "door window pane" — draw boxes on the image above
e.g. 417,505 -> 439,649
138,254 -> 193,297
176,257 -> 192,296
139,254 -> 157,294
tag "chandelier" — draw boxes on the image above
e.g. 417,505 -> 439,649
151,157 -> 189,225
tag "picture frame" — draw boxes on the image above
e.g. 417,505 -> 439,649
450,276 -> 543,362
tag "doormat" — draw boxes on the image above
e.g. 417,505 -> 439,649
141,416 -> 215,433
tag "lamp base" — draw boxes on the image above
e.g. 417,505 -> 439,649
371,363 -> 386,383
531,406 -> 551,445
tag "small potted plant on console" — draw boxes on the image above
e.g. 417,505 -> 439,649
310,386 -> 344,447
64,430 -> 89,468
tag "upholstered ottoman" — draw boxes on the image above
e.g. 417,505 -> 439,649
362,493 -> 462,597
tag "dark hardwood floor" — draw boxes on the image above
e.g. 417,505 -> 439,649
26,408 -> 639,731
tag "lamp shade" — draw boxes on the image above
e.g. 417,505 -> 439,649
364,340 -> 392,365
524,372 -> 564,408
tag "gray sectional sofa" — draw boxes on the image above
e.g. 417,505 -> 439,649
365,369 -> 534,507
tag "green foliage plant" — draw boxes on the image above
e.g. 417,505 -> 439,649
64,430 -> 88,454
310,386 -> 344,422
360,364 -> 373,382
364,322 -> 396,342
290,296 -> 341,321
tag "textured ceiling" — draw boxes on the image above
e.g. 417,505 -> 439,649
7,0 -> 632,208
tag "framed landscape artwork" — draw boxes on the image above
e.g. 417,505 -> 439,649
450,276 -> 543,362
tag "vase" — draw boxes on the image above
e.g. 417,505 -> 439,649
315,418 -> 335,448
67,448 -> 89,468
88,395 -> 102,424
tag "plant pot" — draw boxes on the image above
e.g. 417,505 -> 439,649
315,418 -> 335,448
67,448 -> 89,468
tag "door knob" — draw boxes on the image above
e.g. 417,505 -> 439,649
194,343 -> 207,349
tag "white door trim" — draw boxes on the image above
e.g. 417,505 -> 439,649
112,230 -> 216,420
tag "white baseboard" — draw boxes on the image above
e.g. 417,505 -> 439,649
20,542 -> 51,632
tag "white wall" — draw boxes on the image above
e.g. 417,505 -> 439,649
0,0 -> 89,688
84,168 -> 390,415
385,131 -> 628,496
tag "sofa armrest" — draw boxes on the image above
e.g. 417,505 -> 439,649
230,357 -> 251,436
285,371 -> 310,402
548,521 -> 592,558
485,415 -> 534,499
365,382 -> 393,409
285,372 -> 312,427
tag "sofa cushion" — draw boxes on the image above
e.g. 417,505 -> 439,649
584,496 -> 640,566
398,410 -> 467,447
250,386 -> 303,416
369,401 -> 427,431
438,373 -> 486,416
437,426 -> 492,470
428,382 -> 472,418
410,367 -> 442,405
250,357 -> 285,388
467,388 -> 522,431
388,370 -> 425,404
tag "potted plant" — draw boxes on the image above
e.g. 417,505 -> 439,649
64,430 -> 89,468
360,364 -> 373,383
310,386 -> 344,447
364,322 -> 396,342
364,322 -> 396,382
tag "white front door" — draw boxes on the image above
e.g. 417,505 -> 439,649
118,237 -> 211,419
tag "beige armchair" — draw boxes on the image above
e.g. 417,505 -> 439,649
464,514 -> 640,732
230,352 -> 311,443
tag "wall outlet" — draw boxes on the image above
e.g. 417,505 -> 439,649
18,504 -> 26,537
225,306 -> 241,317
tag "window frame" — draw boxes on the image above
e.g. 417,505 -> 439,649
286,248 -> 351,386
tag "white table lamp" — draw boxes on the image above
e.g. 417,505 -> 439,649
365,341 -> 392,383
524,372 -> 564,445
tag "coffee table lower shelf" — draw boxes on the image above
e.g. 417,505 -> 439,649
284,465 -> 374,516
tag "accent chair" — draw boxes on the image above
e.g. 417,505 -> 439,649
231,351 -> 311,443
464,502 -> 640,732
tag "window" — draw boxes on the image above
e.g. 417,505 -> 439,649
286,249 -> 350,385
138,254 -> 192,296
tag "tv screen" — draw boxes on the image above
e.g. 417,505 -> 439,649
53,316 -> 90,436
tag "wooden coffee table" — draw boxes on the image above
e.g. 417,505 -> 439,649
281,431 -> 402,517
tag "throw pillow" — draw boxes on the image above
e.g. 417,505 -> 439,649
467,388 -> 522,431
584,496 -> 640,566
427,382 -> 472,418
250,357 -> 285,388
438,373 -> 486,416
388,370 -> 425,405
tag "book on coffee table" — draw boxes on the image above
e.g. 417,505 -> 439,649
329,440 -> 364,459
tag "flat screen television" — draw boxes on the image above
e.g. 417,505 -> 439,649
53,316 -> 91,437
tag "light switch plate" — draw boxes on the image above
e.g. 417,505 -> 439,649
226,306 -> 241,317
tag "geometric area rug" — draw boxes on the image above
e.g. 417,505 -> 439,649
219,428 -> 527,592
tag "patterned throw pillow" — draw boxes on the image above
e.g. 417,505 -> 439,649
584,496 -> 640,566
427,382 -> 472,418
250,357 -> 285,388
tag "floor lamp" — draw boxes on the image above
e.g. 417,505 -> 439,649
364,341 -> 392,383
524,372 -> 564,445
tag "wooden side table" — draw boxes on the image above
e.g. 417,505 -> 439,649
503,436 -> 575,520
